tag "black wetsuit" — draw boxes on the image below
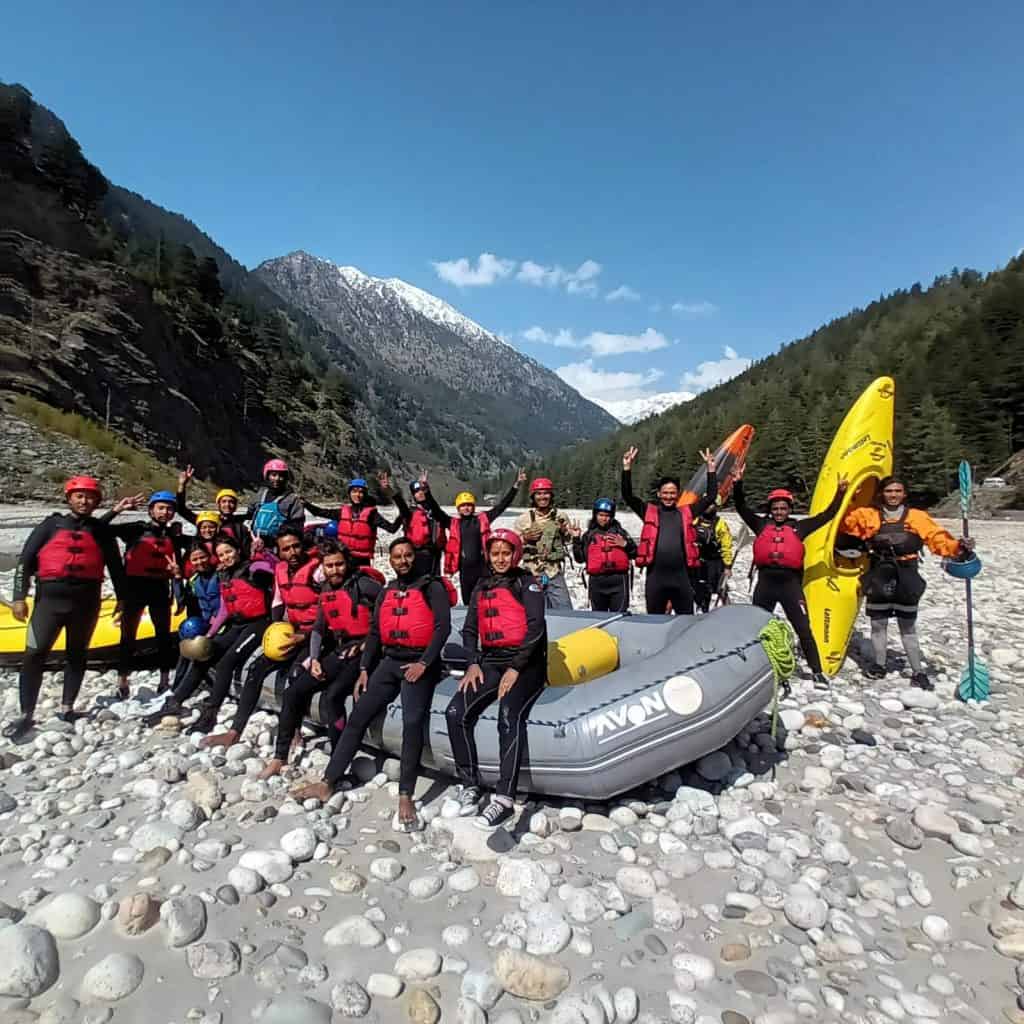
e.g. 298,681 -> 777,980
622,470 -> 717,615
323,572 -> 451,795
393,491 -> 448,577
572,522 -> 637,612
441,482 -> 520,604
733,481 -> 844,674
13,513 -> 125,717
690,516 -> 727,613
109,520 -> 183,674
445,570 -> 547,799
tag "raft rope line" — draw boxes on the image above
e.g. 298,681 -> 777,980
424,636 -> 767,730
758,618 -> 797,742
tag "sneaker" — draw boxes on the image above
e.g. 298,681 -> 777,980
2,716 -> 34,742
474,800 -> 515,831
186,707 -> 219,735
813,672 -> 831,691
911,671 -> 934,691
455,785 -> 482,817
863,664 -> 886,680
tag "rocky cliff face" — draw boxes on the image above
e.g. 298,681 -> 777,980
256,252 -> 617,458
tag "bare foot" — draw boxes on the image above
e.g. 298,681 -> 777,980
397,794 -> 419,827
199,729 -> 238,750
259,758 -> 286,780
291,780 -> 332,802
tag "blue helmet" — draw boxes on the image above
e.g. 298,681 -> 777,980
179,616 -> 206,640
593,498 -> 615,514
322,520 -> 339,540
148,490 -> 177,508
943,553 -> 982,580
349,478 -> 368,491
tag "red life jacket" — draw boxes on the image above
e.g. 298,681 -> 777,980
319,570 -> 381,640
636,504 -> 699,568
124,530 -> 176,579
752,521 -> 805,570
586,531 -> 630,575
275,557 -> 321,633
338,504 -> 376,560
36,523 -> 105,582
477,578 -> 527,649
220,572 -> 270,621
406,507 -> 446,550
444,513 -> 491,575
379,576 -> 456,650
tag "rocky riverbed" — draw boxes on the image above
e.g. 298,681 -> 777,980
0,512 -> 1023,1024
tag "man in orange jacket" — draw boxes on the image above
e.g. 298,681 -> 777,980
841,476 -> 972,690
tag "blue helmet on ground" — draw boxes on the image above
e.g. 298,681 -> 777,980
348,478 -> 368,491
148,490 -> 176,507
322,520 -> 339,539
943,553 -> 982,580
179,616 -> 206,640
593,498 -> 615,514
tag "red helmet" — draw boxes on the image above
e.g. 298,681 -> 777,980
487,528 -> 523,568
263,458 -> 290,478
766,488 -> 795,505
64,476 -> 102,500
530,477 -> 554,494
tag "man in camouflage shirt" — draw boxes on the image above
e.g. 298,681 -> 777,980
514,477 -> 574,609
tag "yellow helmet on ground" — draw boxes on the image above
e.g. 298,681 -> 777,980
216,488 -> 240,503
455,491 -> 477,507
262,622 -> 299,661
179,636 -> 214,662
195,511 -> 221,526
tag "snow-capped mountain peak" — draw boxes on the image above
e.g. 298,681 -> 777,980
596,390 -> 695,425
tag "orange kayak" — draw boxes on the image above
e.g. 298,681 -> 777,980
678,424 -> 756,507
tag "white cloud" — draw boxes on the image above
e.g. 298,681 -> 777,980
523,326 -> 670,357
432,252 -> 516,287
671,300 -> 718,316
679,345 -> 752,392
556,359 -> 664,402
605,285 -> 640,302
516,258 -> 603,296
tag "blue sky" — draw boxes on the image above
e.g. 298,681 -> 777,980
4,1 -> 1023,417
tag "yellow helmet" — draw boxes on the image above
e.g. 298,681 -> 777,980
216,488 -> 240,503
262,622 -> 299,662
455,491 -> 476,508
195,511 -> 221,527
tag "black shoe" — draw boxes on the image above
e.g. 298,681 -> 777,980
813,672 -> 831,691
186,707 -> 219,735
2,716 -> 35,742
911,671 -> 934,691
864,664 -> 886,680
55,710 -> 87,724
474,800 -> 515,831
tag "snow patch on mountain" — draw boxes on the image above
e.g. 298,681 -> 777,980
597,391 -> 695,424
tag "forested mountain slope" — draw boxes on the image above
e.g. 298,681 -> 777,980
540,258 -> 1024,508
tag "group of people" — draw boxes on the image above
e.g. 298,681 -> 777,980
6,447 -> 973,828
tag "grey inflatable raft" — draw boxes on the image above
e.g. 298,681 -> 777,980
259,603 -> 777,801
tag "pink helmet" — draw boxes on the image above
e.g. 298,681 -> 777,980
530,477 -> 554,494
486,528 -> 523,568
263,458 -> 290,479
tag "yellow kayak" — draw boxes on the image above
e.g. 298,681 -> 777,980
0,597 -> 186,668
803,377 -> 895,676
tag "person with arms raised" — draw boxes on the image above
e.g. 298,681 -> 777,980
176,466 -> 249,554
444,468 -> 526,604
514,477 -> 575,609
840,475 -> 972,690
733,464 -> 847,689
201,527 -> 321,750
292,537 -> 454,832
445,529 -> 547,829
304,471 -> 400,567
621,446 -> 717,615
3,477 -> 128,740
260,540 -> 384,779
393,474 -> 448,576
570,498 -> 637,612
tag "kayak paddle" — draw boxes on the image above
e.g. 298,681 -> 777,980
955,460 -> 989,702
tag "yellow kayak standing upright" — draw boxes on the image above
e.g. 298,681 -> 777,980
803,377 -> 895,676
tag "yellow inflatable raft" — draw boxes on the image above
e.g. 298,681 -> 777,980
803,377 -> 895,676
0,598 -> 186,668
